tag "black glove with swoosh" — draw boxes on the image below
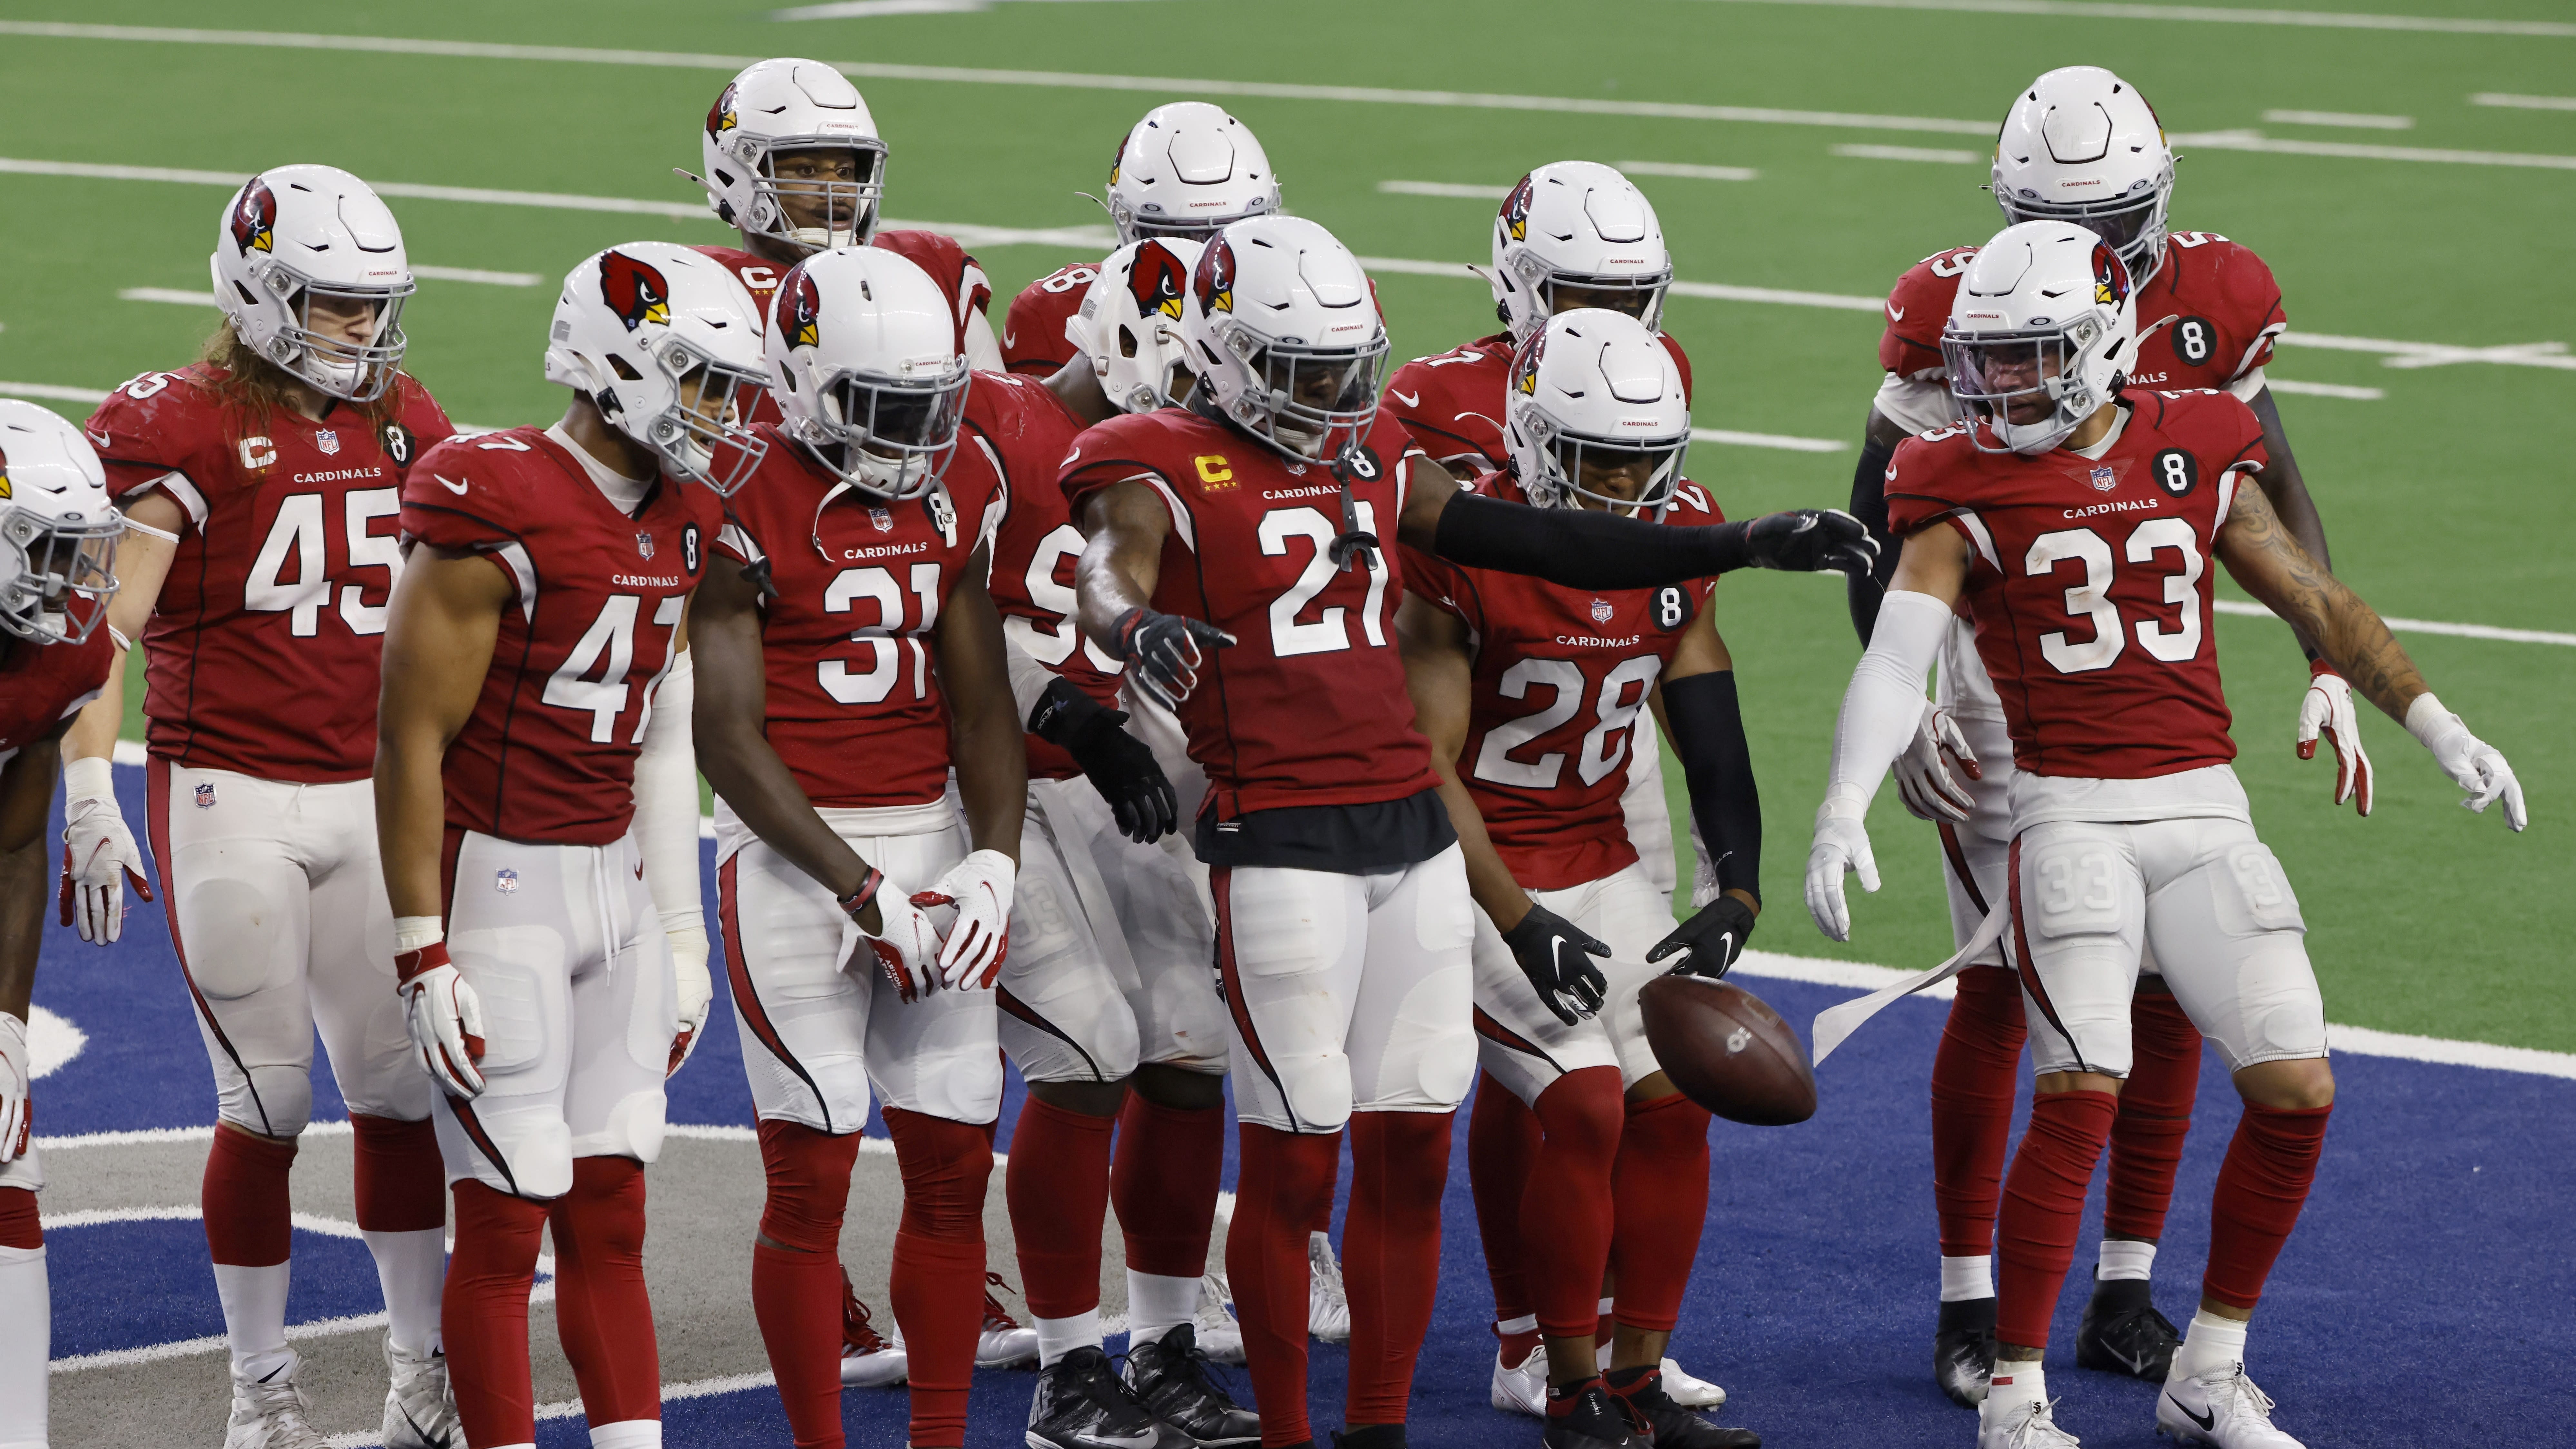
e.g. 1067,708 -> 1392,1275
1111,606 -> 1235,711
1030,678 -> 1178,845
1742,508 -> 1881,578
1647,895 -> 1757,981
1500,902 -> 1612,1026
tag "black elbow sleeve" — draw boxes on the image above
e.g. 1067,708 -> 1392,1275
1664,670 -> 1761,903
1847,433 -> 1898,646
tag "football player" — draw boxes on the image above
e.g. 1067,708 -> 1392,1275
375,242 -> 751,1449
62,167 -> 462,1449
1810,222 -> 2523,1449
1840,66 -> 2358,1406
1000,103 -> 1281,378
691,246 -> 1028,1449
0,403 -> 125,1449
1396,311 -> 1762,1449
1066,215 -> 1873,1449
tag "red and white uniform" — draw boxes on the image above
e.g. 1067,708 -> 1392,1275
1063,407 -> 1475,1133
84,366 -> 452,1139
399,425 -> 712,1195
1401,474 -> 1725,1100
1885,390 -> 2326,1078
713,420 -> 1011,1130
696,234 -> 995,425
1000,261 -> 1103,377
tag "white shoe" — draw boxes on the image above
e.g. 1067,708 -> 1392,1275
1306,1231 -> 1349,1343
1193,1270 -> 1247,1365
2157,1363 -> 2305,1448
1489,1341 -> 1547,1417
225,1351 -> 330,1449
976,1273 -> 1040,1368
1659,1357 -> 1727,1408
382,1338 -> 463,1449
841,1273 -> 910,1388
1979,1395 -> 2082,1449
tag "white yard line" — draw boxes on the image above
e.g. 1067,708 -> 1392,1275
2171,127 -> 2576,170
2472,93 -> 2576,112
1691,427 -> 1846,453
1615,161 -> 1762,181
1832,144 -> 1984,164
2261,378 -> 2384,399
1691,0 -> 2576,39
1376,180 -> 1511,199
2208,597 -> 2576,646
2262,109 -> 2414,130
411,264 -> 544,286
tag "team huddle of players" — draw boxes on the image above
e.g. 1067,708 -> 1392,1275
0,51 -> 2528,1449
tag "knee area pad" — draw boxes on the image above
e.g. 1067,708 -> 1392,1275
593,1089 -> 668,1166
485,1114 -> 574,1201
177,878 -> 293,1001
226,1067 -> 315,1140
1277,1052 -> 1356,1134
1366,962 -> 1477,1111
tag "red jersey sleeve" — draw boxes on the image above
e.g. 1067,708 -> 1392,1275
1059,409 -> 1188,523
1002,263 -> 1101,376
2166,233 -> 2288,384
1657,332 -> 1695,403
83,368 -> 226,527
401,430 -> 538,588
1876,247 -> 1977,378
1881,427 -> 1982,539
874,229 -> 992,356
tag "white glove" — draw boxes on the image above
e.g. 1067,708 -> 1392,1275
1892,705 -> 1981,824
2405,693 -> 2526,832
394,927 -> 487,1099
2295,663 -> 2373,817
0,1011 -> 30,1165
1805,788 -> 1880,943
58,757 -> 152,945
666,919 -> 711,1078
839,873 -> 945,1004
911,849 -> 1017,991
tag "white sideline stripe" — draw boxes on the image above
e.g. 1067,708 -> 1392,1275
1692,427 -> 1847,453
1729,951 -> 2576,1078
1669,279 -> 1887,312
323,1367 -> 787,1446
119,287 -> 216,307
2262,378 -> 2385,399
776,0 -> 993,16
1615,161 -> 1763,181
0,380 -> 110,404
411,264 -> 543,286
1376,180 -> 1511,199
1832,143 -> 1984,164
2474,93 -> 2576,112
2263,109 -> 2414,130
2171,127 -> 2576,170
1692,0 -> 2576,39
41,1118 -> 350,1149
0,23 -> 2000,137
2208,597 -> 2576,646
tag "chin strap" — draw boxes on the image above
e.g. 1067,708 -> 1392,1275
1327,440 -> 1383,572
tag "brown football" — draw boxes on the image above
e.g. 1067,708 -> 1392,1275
1639,975 -> 1818,1126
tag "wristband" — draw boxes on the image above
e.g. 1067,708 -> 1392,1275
394,915 -> 444,954
61,756 -> 114,804
837,867 -> 885,923
394,940 -> 451,986
2402,692 -> 2461,750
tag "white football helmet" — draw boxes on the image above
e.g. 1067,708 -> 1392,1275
209,165 -> 414,403
1182,217 -> 1387,463
1074,237 -> 1207,415
0,401 -> 119,647
1941,221 -> 2138,455
543,243 -> 770,494
1503,309 -> 1691,514
694,58 -> 887,254
1992,66 -> 2175,289
1105,103 -> 1281,244
1491,162 -> 1673,347
765,247 -> 968,503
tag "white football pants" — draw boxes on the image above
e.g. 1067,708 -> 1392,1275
1470,859 -> 1682,1105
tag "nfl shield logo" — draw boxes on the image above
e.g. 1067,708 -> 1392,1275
636,533 -> 655,560
495,868 -> 519,894
314,429 -> 340,456
871,507 -> 894,534
2089,464 -> 2117,492
193,782 -> 217,809
1589,597 -> 1615,625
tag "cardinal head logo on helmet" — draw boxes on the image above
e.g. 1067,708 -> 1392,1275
707,83 -> 739,142
2092,242 -> 2132,307
230,178 -> 277,257
1514,328 -> 1547,396
1194,237 -> 1234,316
1501,173 -> 1536,243
598,250 -> 673,333
0,447 -> 12,501
1128,240 -> 1190,320
783,261 -> 823,350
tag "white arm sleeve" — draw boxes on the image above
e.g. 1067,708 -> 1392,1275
1826,589 -> 1952,810
963,307 -> 1006,376
632,647 -> 703,933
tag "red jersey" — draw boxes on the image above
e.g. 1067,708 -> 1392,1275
1060,408 -> 1442,820
400,428 -> 717,846
1384,330 -> 1695,473
1000,261 -> 1103,377
695,233 -> 993,427
972,373 -> 1122,781
1884,390 -> 2268,780
0,626 -> 115,768
85,366 -> 454,782
711,422 -> 1010,809
1879,233 -> 2287,392
1402,473 -> 1726,890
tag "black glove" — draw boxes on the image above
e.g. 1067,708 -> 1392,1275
1111,606 -> 1235,710
1500,902 -> 1611,1026
1031,678 -> 1178,845
1742,508 -> 1880,578
1646,895 -> 1756,981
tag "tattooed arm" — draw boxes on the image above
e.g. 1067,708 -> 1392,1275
2214,475 -> 2424,720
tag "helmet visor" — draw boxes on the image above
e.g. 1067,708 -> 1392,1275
1550,429 -> 1690,514
809,362 -> 970,499
0,505 -> 118,645
757,142 -> 889,251
654,343 -> 771,496
1999,187 -> 2165,273
273,275 -> 413,403
1538,268 -> 1673,335
1247,336 -> 1388,459
1940,326 -> 2091,450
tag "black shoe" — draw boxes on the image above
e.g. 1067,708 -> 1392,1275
1538,1384 -> 1651,1449
2073,1270 -> 2179,1383
1030,1346 -> 1194,1449
1933,1296 -> 1997,1409
1127,1323 -> 1261,1447
1603,1367 -> 1759,1449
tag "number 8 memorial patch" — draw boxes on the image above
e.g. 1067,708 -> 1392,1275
2150,448 -> 2199,498
1652,585 -> 1694,632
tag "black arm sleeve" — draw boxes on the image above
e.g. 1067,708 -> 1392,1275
1434,490 -> 1751,588
1663,670 -> 1760,903
1846,431 -> 1899,646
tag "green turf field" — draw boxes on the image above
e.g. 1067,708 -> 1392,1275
2,0 -> 2566,1048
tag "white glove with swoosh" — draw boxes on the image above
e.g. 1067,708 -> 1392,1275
0,1011 -> 32,1165
2405,693 -> 2526,832
394,924 -> 487,1100
58,757 -> 152,945
2295,662 -> 2373,816
1892,705 -> 1980,824
912,850 -> 1016,991
1805,787 -> 1880,943
666,920 -> 712,1077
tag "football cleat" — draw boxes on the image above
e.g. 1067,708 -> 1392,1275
1492,1341 -> 1548,1417
1194,1269 -> 1247,1365
1543,1383 -> 1653,1449
2156,1364 -> 2306,1448
1027,1345 -> 1194,1449
1979,1396 -> 2081,1449
980,1273 -> 1042,1368
841,1270 -> 910,1387
1936,1296 -> 2000,1408
1657,1359 -> 1726,1409
1124,1322 -> 1261,1448
381,1337 -> 463,1449
1606,1366 -> 1758,1449
2074,1273 -> 2180,1383
225,1351 -> 330,1449
1308,1231 -> 1351,1342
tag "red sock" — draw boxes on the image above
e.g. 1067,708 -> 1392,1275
1111,1093 -> 1224,1278
1930,965 -> 2026,1261
1310,1146 -> 1340,1236
1995,1090 -> 2119,1349
1006,1096 -> 1115,1319
1519,1069 -> 1623,1340
1467,1072 -> 1543,1356
2106,989 -> 2201,1242
202,1125 -> 296,1266
1228,1124 -> 1340,1447
1608,1092 -> 1712,1334
1344,1110 -> 1452,1429
883,1107 -> 995,1449
755,1121 -> 864,1449
2202,1102 -> 2331,1310
349,1114 -> 445,1233
547,1158 -> 659,1430
0,1188 -> 39,1248
444,1180 -> 550,1446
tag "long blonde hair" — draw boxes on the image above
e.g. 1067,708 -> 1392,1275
195,320 -> 397,435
